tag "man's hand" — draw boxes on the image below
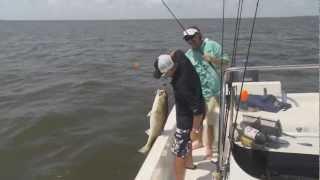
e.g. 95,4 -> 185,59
202,53 -> 220,64
192,114 -> 203,131
191,114 -> 203,141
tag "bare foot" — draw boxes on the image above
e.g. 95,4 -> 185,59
204,154 -> 213,160
185,164 -> 197,170
192,141 -> 203,150
204,148 -> 213,160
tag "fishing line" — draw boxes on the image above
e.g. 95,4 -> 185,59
231,0 -> 245,66
225,1 -> 261,176
217,0 -> 226,174
223,0 -> 245,147
220,1 -> 245,174
161,0 -> 209,57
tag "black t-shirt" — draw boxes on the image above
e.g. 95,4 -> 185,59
171,50 -> 205,129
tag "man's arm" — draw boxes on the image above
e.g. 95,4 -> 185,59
174,50 -> 205,140
190,114 -> 203,141
202,40 -> 230,67
192,114 -> 203,131
176,52 -> 204,116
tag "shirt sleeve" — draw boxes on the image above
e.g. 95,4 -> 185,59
174,50 -> 204,115
206,40 -> 230,63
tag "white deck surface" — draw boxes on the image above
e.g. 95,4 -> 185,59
136,86 -> 319,180
185,147 -> 217,180
235,93 -> 319,155
185,148 -> 258,180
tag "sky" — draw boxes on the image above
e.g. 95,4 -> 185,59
0,0 -> 318,20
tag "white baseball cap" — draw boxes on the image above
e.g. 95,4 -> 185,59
153,54 -> 174,78
183,28 -> 199,38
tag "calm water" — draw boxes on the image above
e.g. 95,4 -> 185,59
0,17 -> 318,180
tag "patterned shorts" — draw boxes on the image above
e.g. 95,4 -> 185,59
171,128 -> 191,158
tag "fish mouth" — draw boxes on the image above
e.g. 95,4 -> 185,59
157,89 -> 167,96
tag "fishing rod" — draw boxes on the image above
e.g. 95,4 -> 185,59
161,0 -> 212,58
160,0 -> 187,32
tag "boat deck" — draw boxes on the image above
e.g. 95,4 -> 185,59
135,86 -> 319,180
186,147 -> 259,180
185,147 -> 217,180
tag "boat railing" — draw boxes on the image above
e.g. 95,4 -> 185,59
217,63 -> 320,178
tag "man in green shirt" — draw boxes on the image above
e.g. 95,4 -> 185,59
183,26 -> 230,160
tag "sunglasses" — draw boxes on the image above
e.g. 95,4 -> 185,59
183,35 -> 195,41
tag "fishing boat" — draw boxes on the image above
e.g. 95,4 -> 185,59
219,64 -> 319,180
135,0 -> 318,179
135,64 -> 319,180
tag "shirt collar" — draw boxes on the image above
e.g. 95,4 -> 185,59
200,38 -> 209,51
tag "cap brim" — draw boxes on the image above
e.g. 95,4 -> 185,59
153,69 -> 162,79
153,58 -> 162,79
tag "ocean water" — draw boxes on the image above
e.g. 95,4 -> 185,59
0,17 -> 318,180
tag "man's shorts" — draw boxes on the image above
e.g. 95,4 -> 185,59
203,96 -> 220,126
171,128 -> 191,158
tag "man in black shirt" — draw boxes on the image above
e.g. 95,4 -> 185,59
153,50 -> 205,180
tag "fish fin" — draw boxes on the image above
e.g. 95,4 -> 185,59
147,111 -> 152,117
138,145 -> 150,154
145,129 -> 151,135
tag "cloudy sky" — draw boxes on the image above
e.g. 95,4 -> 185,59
0,0 -> 318,20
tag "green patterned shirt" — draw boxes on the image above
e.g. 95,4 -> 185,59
185,38 -> 229,101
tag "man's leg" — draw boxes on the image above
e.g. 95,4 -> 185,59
184,143 -> 194,168
175,144 -> 194,180
172,129 -> 193,180
175,156 -> 185,180
204,124 -> 214,159
203,97 -> 218,159
191,111 -> 205,150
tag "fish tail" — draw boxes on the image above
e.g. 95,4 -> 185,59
138,144 -> 150,154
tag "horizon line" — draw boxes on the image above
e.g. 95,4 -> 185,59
0,15 -> 317,21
